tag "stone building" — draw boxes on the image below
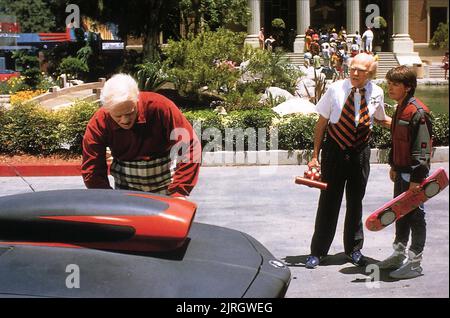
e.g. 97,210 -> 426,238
245,0 -> 448,64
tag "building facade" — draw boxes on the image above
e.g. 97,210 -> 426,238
246,0 -> 449,63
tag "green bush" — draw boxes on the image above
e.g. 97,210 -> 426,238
163,28 -> 245,99
222,87 -> 262,111
429,23 -> 449,50
242,47 -> 303,94
59,100 -> 99,153
370,124 -> 391,149
136,59 -> 167,91
432,112 -> 449,147
276,113 -> 318,150
58,56 -> 89,80
0,103 -> 62,155
12,51 -> 42,89
183,109 -> 226,149
0,102 -> 447,156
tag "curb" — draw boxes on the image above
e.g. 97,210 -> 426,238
0,147 -> 448,176
0,163 -> 82,177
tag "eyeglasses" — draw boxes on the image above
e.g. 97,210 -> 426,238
350,67 -> 368,73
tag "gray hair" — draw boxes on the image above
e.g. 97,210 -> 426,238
100,73 -> 139,109
350,53 -> 377,79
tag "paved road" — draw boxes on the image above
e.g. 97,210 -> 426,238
0,162 -> 448,298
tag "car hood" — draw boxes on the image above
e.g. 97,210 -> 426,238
0,223 -> 290,298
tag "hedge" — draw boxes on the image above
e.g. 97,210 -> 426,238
0,101 -> 448,155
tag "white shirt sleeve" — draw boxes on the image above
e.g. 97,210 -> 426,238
315,85 -> 335,120
372,86 -> 387,121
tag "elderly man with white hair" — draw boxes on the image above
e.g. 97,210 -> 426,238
304,53 -> 391,269
81,73 -> 201,198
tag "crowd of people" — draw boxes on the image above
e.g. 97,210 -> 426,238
302,26 -> 378,80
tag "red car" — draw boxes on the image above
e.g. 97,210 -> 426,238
0,70 -> 20,82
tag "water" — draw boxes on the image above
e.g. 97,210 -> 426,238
385,86 -> 449,114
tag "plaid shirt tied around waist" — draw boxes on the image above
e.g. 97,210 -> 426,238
110,155 -> 176,195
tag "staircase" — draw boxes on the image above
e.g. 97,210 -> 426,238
428,64 -> 446,79
285,52 -> 399,79
285,52 -> 304,66
375,52 -> 399,79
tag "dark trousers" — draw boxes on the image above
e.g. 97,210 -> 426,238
310,139 -> 370,256
393,173 -> 426,254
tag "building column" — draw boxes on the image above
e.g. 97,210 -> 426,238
390,0 -> 421,65
346,0 -> 360,41
293,0 -> 310,53
245,0 -> 262,48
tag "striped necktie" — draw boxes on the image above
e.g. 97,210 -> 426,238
327,87 -> 372,150
327,87 -> 357,149
354,87 -> 371,149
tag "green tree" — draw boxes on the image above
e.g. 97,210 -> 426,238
429,23 -> 449,50
179,0 -> 250,38
12,50 -> 42,89
0,0 -> 55,32
163,28 -> 245,99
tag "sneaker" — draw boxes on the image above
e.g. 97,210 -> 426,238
389,251 -> 423,279
348,250 -> 366,266
305,255 -> 320,269
376,242 -> 407,270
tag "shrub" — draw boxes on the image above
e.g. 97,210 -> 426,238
0,103 -> 62,155
12,51 -> 42,89
429,23 -> 449,50
276,113 -> 318,150
58,56 -> 89,80
136,59 -> 167,91
432,112 -> 449,147
242,47 -> 303,94
222,87 -> 262,111
183,109 -> 226,149
163,28 -> 245,100
59,100 -> 99,153
370,124 -> 391,149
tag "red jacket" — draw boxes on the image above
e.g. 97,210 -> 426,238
389,97 -> 432,183
81,92 -> 201,197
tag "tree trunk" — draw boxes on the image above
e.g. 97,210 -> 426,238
142,30 -> 160,61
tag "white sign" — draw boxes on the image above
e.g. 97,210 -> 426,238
102,42 -> 124,50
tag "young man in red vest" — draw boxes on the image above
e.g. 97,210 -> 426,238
376,66 -> 432,279
305,53 -> 391,269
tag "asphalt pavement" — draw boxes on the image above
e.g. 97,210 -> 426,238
0,162 -> 448,298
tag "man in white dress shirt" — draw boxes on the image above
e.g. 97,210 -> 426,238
362,27 -> 374,53
304,53 -> 391,269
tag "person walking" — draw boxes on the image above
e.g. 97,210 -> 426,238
362,27 -> 374,53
